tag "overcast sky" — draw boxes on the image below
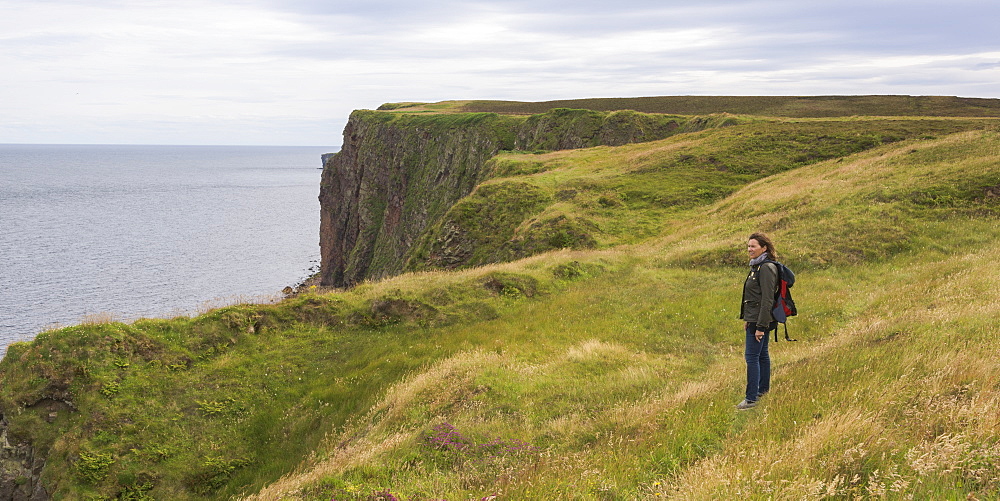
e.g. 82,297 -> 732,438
3,0 -> 999,146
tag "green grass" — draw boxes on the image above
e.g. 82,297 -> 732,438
406,118 -> 995,273
3,118 -> 1000,499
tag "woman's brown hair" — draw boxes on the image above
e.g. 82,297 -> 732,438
748,232 -> 779,261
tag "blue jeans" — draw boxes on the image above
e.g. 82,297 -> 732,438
744,323 -> 771,402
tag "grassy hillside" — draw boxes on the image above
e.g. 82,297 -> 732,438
252,127 -> 1000,500
406,117 -> 993,272
3,117 -> 1000,500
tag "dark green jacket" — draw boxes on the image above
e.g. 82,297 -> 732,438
740,261 -> 778,332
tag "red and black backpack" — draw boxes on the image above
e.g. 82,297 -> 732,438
765,260 -> 797,342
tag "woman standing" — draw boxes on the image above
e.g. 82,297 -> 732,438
737,233 -> 779,410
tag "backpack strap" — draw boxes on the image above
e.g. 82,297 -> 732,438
771,324 -> 789,342
779,322 -> 797,342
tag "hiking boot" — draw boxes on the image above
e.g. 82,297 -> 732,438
736,399 -> 757,410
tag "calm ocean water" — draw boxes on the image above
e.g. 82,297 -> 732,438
0,144 -> 332,360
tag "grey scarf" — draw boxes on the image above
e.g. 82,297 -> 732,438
750,252 -> 770,267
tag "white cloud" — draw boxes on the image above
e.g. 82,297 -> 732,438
1,0 -> 998,145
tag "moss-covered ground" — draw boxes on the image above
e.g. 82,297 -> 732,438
2,112 -> 1000,500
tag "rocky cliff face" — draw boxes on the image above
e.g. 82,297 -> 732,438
319,111 -> 521,287
318,107 -> 704,287
0,414 -> 48,501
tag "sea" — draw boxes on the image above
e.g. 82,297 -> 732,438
0,144 -> 333,360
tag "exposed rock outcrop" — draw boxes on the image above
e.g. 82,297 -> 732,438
0,414 -> 48,501
319,111 -> 521,287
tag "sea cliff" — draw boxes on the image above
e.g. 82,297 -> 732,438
318,107 -> 730,287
